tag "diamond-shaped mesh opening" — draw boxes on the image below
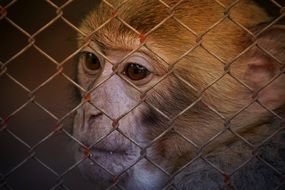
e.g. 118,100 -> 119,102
0,19 -> 28,62
202,130 -> 254,172
170,0 -> 226,35
35,74 -> 79,118
5,47 -> 57,90
146,130 -> 198,174
1,0 -> 285,189
202,17 -> 254,62
172,46 -> 225,93
6,102 -> 58,146
144,17 -> 198,63
35,130 -> 78,174
4,158 -> 58,190
35,19 -> 79,62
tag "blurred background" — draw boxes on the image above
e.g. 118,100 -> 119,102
0,0 -> 100,189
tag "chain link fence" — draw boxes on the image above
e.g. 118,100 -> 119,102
0,0 -> 284,189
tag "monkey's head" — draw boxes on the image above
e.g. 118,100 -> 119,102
73,0 -> 285,189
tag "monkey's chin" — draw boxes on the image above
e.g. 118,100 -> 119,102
75,147 -> 140,188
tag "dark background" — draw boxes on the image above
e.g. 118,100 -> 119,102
0,0 -> 100,189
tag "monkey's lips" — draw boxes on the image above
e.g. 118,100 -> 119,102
79,145 -> 129,157
79,140 -> 136,155
78,142 -> 140,170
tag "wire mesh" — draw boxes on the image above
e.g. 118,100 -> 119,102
0,0 -> 284,190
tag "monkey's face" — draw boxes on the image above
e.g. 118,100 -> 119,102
73,42 -> 172,188
72,0 -> 285,189
72,40 -> 224,188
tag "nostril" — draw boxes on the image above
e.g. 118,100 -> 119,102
89,112 -> 103,121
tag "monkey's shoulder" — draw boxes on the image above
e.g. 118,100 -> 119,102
174,130 -> 285,190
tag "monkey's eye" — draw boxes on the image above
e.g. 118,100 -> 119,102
80,52 -> 101,71
124,63 -> 150,81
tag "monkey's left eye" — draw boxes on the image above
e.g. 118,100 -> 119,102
80,52 -> 101,71
124,63 -> 150,81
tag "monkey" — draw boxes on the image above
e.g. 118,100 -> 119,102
72,0 -> 285,189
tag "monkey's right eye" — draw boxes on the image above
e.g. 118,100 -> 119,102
80,52 -> 101,71
124,63 -> 150,81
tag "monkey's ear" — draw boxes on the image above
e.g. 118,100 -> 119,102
243,25 -> 285,111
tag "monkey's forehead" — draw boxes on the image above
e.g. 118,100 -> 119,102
79,0 -> 269,32
77,0 -> 270,53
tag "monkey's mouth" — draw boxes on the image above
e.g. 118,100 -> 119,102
78,142 -> 138,159
80,146 -> 128,156
77,142 -> 140,178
